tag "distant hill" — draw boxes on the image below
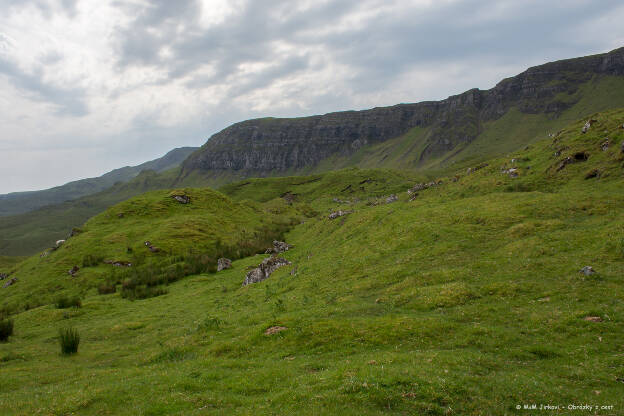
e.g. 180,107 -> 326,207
179,46 -> 624,184
0,146 -> 198,217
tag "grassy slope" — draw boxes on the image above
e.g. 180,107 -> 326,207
0,111 -> 623,414
0,187 -> 302,313
0,256 -> 26,272
3,76 -> 624,258
0,169 -> 182,256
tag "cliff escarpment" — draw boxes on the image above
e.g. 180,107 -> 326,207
181,47 -> 624,178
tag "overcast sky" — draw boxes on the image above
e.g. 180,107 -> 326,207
1,0 -> 623,194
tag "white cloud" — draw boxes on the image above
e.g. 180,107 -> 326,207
0,0 -> 623,193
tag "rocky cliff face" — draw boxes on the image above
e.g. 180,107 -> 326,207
181,47 -> 624,177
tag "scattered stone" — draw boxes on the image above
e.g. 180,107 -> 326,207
56,239 -> 66,247
68,266 -> 80,276
556,152 -> 589,172
407,180 -> 442,194
579,266 -> 596,275
171,194 -> 190,204
290,266 -> 298,276
502,168 -> 519,178
281,192 -> 297,204
408,192 -> 419,201
144,241 -> 161,253
40,250 -> 50,258
385,194 -> 398,204
466,163 -> 489,175
2,277 -> 17,288
601,138 -> 610,151
584,316 -> 603,322
367,360 -> 378,365
243,256 -> 291,286
217,258 -> 232,271
0,273 -> 8,280
104,260 -> 132,267
264,326 -> 287,335
266,240 -> 293,254
581,119 -> 597,134
329,210 -> 352,220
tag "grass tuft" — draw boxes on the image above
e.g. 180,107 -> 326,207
58,328 -> 80,355
0,319 -> 14,342
55,295 -> 82,309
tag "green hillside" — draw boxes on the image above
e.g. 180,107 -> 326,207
0,147 -> 197,217
0,169 -> 182,256
0,187 -> 304,314
0,110 -> 622,414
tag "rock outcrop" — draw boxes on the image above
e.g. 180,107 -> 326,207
265,241 -> 293,254
2,277 -> 17,288
329,210 -> 352,220
171,194 -> 190,204
180,47 -> 624,180
243,256 -> 291,286
217,257 -> 232,271
580,266 -> 596,276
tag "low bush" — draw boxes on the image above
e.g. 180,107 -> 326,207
120,285 -> 168,301
82,254 -> 103,267
97,282 -> 117,295
55,295 -> 82,309
0,319 -> 14,342
59,328 -> 80,355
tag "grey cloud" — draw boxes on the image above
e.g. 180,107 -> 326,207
0,0 -> 78,17
0,55 -> 88,116
113,0 -> 624,103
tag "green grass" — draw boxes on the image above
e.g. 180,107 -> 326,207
0,256 -> 25,271
0,187 -> 306,314
0,110 -> 623,414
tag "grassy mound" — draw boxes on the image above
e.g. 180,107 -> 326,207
1,188 -> 307,313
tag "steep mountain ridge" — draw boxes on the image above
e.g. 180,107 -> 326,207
0,147 -> 198,217
180,47 -> 624,182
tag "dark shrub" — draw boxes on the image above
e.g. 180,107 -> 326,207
82,254 -> 102,267
59,328 -> 80,355
97,283 -> 116,295
55,295 -> 82,309
0,319 -> 14,342
120,285 -> 167,301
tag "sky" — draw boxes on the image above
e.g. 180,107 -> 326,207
1,0 -> 623,194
